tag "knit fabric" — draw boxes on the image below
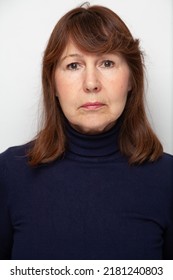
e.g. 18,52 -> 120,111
0,122 -> 173,259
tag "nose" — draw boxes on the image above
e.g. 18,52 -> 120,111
83,68 -> 101,93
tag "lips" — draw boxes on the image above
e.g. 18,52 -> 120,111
80,102 -> 105,110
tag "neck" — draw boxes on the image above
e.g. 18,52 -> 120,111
65,119 -> 122,160
69,121 -> 117,135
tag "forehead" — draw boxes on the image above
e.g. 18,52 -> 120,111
61,40 -> 88,58
60,40 -> 123,61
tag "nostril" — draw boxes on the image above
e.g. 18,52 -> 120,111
85,85 -> 100,93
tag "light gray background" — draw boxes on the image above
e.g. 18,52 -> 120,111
0,0 -> 172,154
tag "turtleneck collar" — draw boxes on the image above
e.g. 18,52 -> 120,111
65,119 -> 121,160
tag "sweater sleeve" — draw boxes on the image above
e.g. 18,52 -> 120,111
163,197 -> 173,259
163,225 -> 173,259
0,151 -> 13,260
162,154 -> 173,259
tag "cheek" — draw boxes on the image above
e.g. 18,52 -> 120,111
56,88 -> 78,118
108,82 -> 129,113
109,81 -> 129,102
120,84 -> 129,98
55,73 -> 80,99
55,79 -> 68,97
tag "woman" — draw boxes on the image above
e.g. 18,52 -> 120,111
0,4 -> 172,260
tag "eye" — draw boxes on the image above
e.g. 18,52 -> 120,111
66,62 -> 80,70
101,60 -> 115,68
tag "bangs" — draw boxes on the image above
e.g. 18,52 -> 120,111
65,8 -> 134,55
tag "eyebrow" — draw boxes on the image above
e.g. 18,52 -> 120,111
60,52 -> 122,63
61,53 -> 83,62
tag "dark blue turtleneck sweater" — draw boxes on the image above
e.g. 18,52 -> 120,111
0,123 -> 173,260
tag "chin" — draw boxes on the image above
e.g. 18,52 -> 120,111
73,121 -> 116,135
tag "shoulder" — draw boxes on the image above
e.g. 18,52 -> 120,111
0,143 -> 31,159
141,152 -> 173,170
140,152 -> 173,192
147,152 -> 173,174
127,152 -> 173,193
153,152 -> 173,170
0,143 -> 31,173
154,152 -> 173,181
0,143 -> 35,196
159,152 -> 173,162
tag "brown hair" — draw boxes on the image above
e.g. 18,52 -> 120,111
28,4 -> 163,166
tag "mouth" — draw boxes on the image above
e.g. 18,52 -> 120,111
80,102 -> 105,110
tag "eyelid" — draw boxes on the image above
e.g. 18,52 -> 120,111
66,62 -> 81,70
99,60 -> 115,67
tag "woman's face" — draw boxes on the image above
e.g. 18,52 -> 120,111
55,41 -> 131,134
